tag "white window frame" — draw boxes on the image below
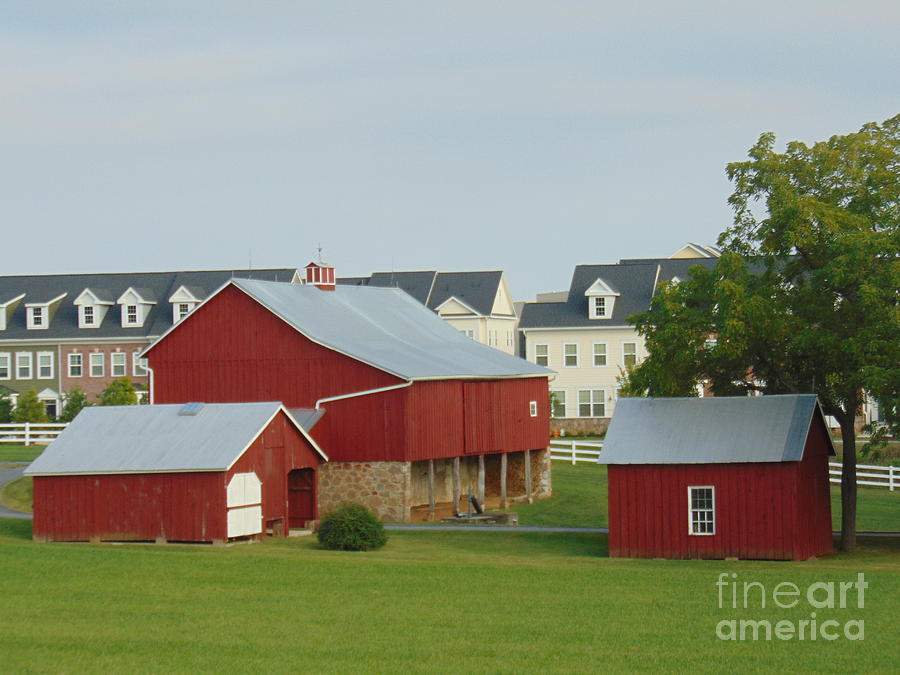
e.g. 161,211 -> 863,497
30,306 -> 45,328
534,343 -> 549,367
89,352 -> 105,378
37,352 -> 54,380
529,400 -> 538,417
592,342 -> 608,367
68,353 -> 83,378
592,296 -> 607,318
111,352 -> 127,377
174,302 -> 193,323
133,352 -> 148,377
124,304 -> 140,327
688,486 -> 716,536
564,343 -> 578,368
81,305 -> 96,327
550,389 -> 567,418
16,352 -> 32,380
622,342 -> 637,369
0,352 -> 10,380
577,389 -> 606,418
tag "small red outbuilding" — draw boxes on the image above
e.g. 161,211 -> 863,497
27,402 -> 327,543
600,395 -> 835,561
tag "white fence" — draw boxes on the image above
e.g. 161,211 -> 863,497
0,422 -> 68,445
549,440 -> 603,464
550,441 -> 897,491
829,462 -> 897,491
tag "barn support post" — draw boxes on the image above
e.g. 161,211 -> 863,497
500,453 -> 508,508
477,455 -> 486,506
524,449 -> 533,504
452,457 -> 461,513
427,459 -> 436,519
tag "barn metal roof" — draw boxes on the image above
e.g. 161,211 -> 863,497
223,278 -> 551,380
26,402 -> 327,476
599,395 -> 835,464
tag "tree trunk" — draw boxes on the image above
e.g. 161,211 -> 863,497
838,411 -> 857,552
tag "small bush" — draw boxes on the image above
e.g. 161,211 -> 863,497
317,503 -> 387,551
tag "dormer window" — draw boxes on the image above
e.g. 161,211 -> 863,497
82,306 -> 95,326
31,307 -> 44,327
584,278 -> 620,320
117,287 -> 156,328
74,289 -> 113,329
592,297 -> 607,318
176,303 -> 192,321
168,285 -> 203,323
125,305 -> 138,325
25,293 -> 66,330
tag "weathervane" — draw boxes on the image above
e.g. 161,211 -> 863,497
317,243 -> 324,264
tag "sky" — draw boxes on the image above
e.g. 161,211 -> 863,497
2,2 -> 898,301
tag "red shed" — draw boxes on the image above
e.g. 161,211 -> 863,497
26,402 -> 327,543
142,273 -> 553,522
600,395 -> 834,560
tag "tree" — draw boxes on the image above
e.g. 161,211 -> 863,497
624,115 -> 899,552
11,389 -> 49,423
99,377 -> 138,406
59,387 -> 90,422
0,392 -> 13,423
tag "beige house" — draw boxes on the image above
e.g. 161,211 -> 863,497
518,244 -> 720,434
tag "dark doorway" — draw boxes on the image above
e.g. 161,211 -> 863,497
287,468 -> 316,528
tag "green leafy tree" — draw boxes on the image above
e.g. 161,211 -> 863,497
0,392 -> 13,423
11,389 -> 49,423
624,115 -> 899,552
99,377 -> 139,406
59,387 -> 90,422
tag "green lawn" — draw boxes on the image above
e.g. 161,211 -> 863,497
0,518 -> 897,673
0,476 -> 32,513
0,444 -> 45,463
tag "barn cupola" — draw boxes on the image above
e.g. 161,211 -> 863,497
305,261 -> 336,291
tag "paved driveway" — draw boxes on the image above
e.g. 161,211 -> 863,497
0,464 -> 32,519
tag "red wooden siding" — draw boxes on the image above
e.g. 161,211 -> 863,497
607,438 -> 834,559
31,411 -> 323,543
148,284 -> 403,408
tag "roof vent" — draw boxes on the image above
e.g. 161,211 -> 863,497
179,402 -> 205,416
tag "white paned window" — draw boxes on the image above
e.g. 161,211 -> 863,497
89,352 -> 104,377
688,486 -> 715,535
177,303 -> 192,321
68,353 -> 83,378
16,353 -> 32,380
578,389 -> 605,417
564,343 -> 578,367
0,353 -> 10,380
529,401 -> 538,417
124,304 -> 139,326
111,352 -> 127,377
31,307 -> 44,327
534,344 -> 549,366
37,352 -> 53,379
593,343 -> 607,367
506,331 -> 513,348
82,305 -> 95,326
133,353 -> 148,377
623,342 -> 637,368
550,390 -> 566,418
592,296 -> 607,318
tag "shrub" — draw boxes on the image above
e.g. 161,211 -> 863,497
99,377 -> 138,406
59,387 -> 89,422
11,389 -> 48,423
317,503 -> 387,551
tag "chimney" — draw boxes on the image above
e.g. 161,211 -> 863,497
305,261 -> 336,290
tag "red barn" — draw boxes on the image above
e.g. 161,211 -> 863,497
143,268 -> 553,522
26,402 -> 327,543
600,395 -> 834,560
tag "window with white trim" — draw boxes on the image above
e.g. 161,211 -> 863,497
688,486 -> 715,535
578,389 -> 605,417
89,352 -> 104,377
16,353 -> 32,380
623,342 -> 637,368
176,302 -> 193,322
82,305 -> 96,327
30,307 -> 44,327
550,390 -> 566,418
0,353 -> 10,380
593,342 -> 607,367
111,352 -> 127,377
133,353 -> 148,377
529,401 -> 538,417
564,343 -> 578,367
592,296 -> 607,318
37,352 -> 53,379
68,353 -> 83,378
506,331 -> 513,348
534,344 -> 549,367
124,304 -> 139,326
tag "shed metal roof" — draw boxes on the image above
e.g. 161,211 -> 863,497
599,395 -> 834,464
220,278 -> 551,381
26,402 -> 327,476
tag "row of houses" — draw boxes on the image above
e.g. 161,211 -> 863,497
1,243 -> 718,425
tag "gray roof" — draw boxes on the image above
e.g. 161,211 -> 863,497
599,395 -> 835,465
26,402 -> 326,476
0,268 -> 296,341
218,278 -> 550,380
518,263 -> 659,329
367,271 -> 438,305
287,408 -> 325,431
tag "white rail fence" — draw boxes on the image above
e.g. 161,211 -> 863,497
549,440 -> 897,491
0,423 -> 68,445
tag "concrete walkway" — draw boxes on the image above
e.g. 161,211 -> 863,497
0,464 -> 31,519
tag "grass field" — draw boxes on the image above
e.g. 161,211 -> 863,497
0,444 -> 45,463
1,518 -> 898,673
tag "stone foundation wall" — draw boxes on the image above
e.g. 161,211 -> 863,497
318,461 -> 412,523
550,418 -> 609,437
533,448 -> 552,499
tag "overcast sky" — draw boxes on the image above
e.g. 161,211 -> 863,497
3,2 -> 897,300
